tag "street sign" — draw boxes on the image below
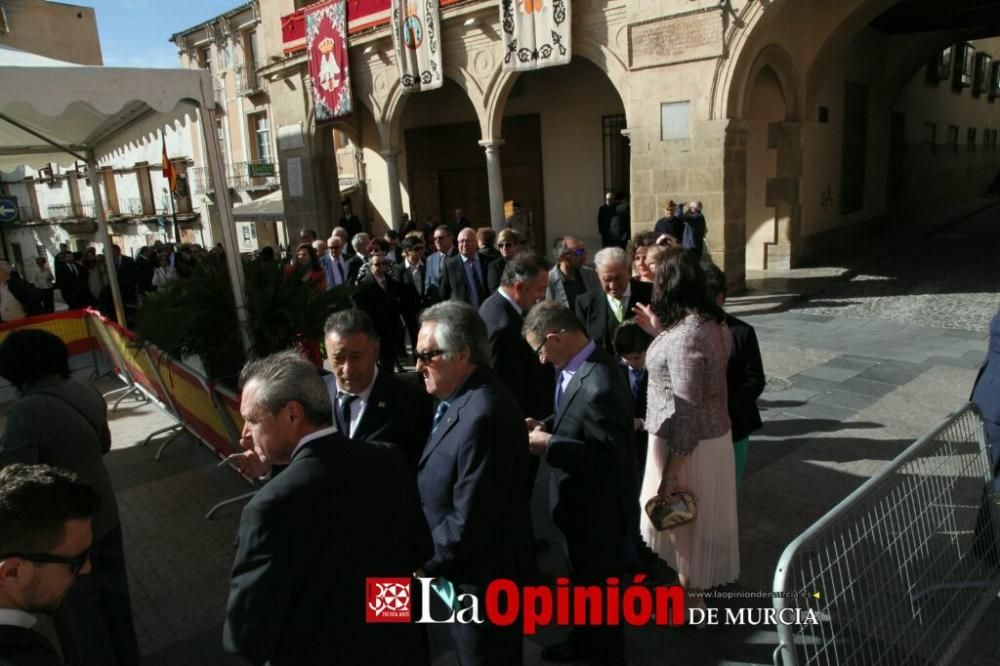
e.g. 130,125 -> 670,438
247,162 -> 275,178
0,196 -> 19,223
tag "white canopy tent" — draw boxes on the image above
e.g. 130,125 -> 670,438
0,44 -> 250,354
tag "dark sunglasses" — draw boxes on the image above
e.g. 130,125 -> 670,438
414,348 -> 447,364
564,248 -> 586,258
0,547 -> 91,576
498,242 -> 519,248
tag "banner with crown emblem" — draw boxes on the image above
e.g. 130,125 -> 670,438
306,0 -> 352,122
391,0 -> 443,92
500,0 -> 571,72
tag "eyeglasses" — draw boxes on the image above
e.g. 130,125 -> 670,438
371,261 -> 392,267
532,329 -> 565,356
0,548 -> 91,576
414,348 -> 447,364
564,248 -> 586,258
498,242 -> 519,249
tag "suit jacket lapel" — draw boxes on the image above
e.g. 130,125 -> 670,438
418,389 -> 472,466
354,374 -> 387,439
553,360 -> 596,431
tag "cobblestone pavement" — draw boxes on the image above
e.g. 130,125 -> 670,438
1,203 -> 997,665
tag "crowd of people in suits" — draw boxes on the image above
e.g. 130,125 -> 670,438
212,215 -> 769,665
0,199 -> 770,666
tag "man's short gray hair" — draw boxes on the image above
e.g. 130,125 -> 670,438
238,350 -> 331,426
419,301 -> 490,368
351,233 -> 370,252
324,308 -> 378,342
500,252 -> 548,288
522,300 -> 584,339
594,247 -> 628,270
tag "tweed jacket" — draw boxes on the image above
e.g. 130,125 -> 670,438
645,314 -> 732,456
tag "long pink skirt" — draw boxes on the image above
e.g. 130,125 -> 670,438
639,432 -> 740,590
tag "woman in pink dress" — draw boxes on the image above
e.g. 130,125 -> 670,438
633,247 -> 740,617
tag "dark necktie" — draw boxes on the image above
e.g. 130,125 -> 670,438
429,401 -> 449,439
334,259 -> 345,284
554,376 -> 564,410
630,368 -> 643,400
338,392 -> 357,436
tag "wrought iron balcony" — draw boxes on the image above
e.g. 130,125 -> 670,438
234,64 -> 266,96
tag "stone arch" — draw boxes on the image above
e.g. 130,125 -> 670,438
740,44 -> 801,122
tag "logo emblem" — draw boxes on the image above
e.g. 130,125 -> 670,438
366,577 -> 412,623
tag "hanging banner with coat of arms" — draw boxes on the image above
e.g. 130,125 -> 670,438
307,0 -> 352,122
391,0 -> 443,92
500,0 -> 571,72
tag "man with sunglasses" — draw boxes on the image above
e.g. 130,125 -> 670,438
486,228 -> 521,292
414,302 -> 534,666
545,237 -> 601,312
0,463 -> 100,666
425,225 -> 456,303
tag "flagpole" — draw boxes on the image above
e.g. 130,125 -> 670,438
169,186 -> 180,243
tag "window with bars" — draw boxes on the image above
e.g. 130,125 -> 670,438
839,83 -> 869,215
602,114 -> 629,197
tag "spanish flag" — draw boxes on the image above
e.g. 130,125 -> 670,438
161,135 -> 177,194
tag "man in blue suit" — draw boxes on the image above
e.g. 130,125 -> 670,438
424,225 -> 456,304
415,301 -> 534,666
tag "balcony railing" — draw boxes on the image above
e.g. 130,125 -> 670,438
188,161 -> 280,193
46,202 -> 95,219
234,64 -> 266,96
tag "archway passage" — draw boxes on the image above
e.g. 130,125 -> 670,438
494,56 -> 627,252
397,79 -> 488,233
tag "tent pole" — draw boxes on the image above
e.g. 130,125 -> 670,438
198,95 -> 252,357
85,153 -> 126,327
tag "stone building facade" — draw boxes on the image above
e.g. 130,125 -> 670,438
181,0 -> 999,284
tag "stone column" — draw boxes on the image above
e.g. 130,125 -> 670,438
722,120 -> 750,290
380,149 -> 403,231
479,139 -> 506,231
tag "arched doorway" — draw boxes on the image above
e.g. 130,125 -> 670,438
745,64 -> 793,270
493,56 -> 627,252
392,78 -> 486,234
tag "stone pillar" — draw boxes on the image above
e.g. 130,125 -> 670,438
479,139 -> 506,231
763,121 -> 803,270
722,120 -> 750,291
380,149 -> 403,231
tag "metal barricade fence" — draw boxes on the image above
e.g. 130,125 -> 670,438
772,403 -> 1000,666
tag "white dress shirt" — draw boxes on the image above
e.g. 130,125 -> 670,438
498,287 -> 522,315
0,608 -> 37,629
324,367 -> 379,437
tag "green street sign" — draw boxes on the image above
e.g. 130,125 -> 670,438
247,162 -> 275,178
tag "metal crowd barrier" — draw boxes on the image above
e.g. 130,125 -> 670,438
772,402 -> 1000,666
0,309 -> 256,518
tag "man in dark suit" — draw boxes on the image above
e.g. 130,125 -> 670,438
323,309 -> 432,468
425,226 -> 456,303
346,233 -> 369,285
415,302 -> 534,666
224,350 -> 430,666
134,247 -> 155,296
597,191 -> 615,248
523,302 -> 636,666
452,207 -> 472,238
394,234 -> 430,360
574,246 -> 652,355
55,251 -> 89,310
352,253 -> 403,373
439,227 -> 489,309
479,252 -> 553,421
340,199 -> 363,241
0,464 -> 101,666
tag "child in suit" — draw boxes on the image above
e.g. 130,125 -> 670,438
615,321 -> 653,474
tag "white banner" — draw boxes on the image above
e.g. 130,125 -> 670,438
391,0 -> 443,93
500,0 -> 571,72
